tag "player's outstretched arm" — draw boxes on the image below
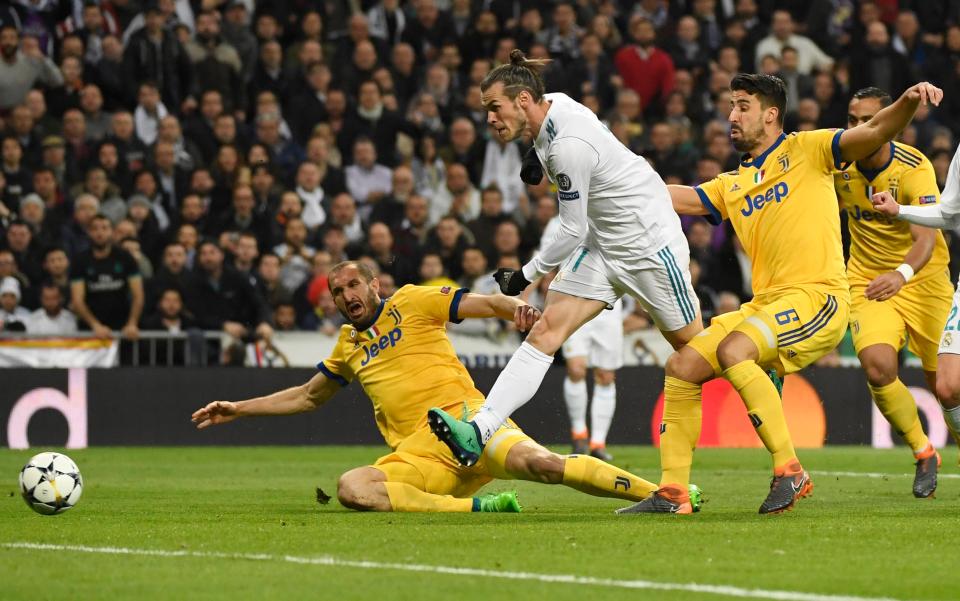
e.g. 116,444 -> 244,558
456,293 -> 542,332
191,371 -> 340,429
667,185 -> 711,216
872,191 -> 956,229
838,82 -> 943,162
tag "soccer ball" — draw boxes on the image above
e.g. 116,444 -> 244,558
19,452 -> 83,515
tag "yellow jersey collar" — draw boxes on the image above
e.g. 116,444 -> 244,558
740,132 -> 786,169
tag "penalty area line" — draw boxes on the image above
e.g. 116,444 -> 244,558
1,541 -> 910,601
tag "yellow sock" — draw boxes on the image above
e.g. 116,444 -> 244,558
724,360 -> 796,467
383,482 -> 474,512
659,376 -> 702,487
562,454 -> 658,501
870,380 -> 929,454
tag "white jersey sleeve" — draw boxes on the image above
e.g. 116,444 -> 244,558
899,144 -> 960,229
522,138 -> 596,281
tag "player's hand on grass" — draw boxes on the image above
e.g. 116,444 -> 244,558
871,191 -> 900,217
865,272 -> 906,301
513,304 -> 541,332
192,401 -> 239,429
494,268 -> 531,296
904,82 -> 943,107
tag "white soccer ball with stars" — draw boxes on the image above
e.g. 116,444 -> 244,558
19,452 -> 83,515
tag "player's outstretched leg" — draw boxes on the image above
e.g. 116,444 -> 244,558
615,484 -> 703,515
338,467 -> 520,513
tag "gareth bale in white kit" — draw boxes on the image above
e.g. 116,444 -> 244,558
428,50 -> 704,467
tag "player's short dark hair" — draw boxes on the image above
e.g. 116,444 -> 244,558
730,73 -> 787,126
852,86 -> 893,109
330,260 -> 376,283
481,49 -> 550,102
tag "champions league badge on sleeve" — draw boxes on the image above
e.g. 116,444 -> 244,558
557,173 -> 579,200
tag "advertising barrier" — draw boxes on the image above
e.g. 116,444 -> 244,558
2,366 -> 948,450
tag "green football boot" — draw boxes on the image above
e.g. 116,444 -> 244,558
476,491 -> 522,513
427,407 -> 484,466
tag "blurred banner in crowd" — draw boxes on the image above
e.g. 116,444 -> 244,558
0,338 -> 117,368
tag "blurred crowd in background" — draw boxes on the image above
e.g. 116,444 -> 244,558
1,0 -> 959,357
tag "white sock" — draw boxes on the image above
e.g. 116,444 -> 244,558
472,342 -> 554,443
590,383 -> 616,446
943,404 -> 960,438
564,377 -> 589,434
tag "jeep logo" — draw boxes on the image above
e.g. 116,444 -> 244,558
360,328 -> 403,366
740,182 -> 789,217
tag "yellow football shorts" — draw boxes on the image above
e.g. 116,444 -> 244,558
849,274 -> 953,372
689,287 -> 850,375
371,401 -> 533,498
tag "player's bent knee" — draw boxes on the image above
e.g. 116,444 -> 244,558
524,452 -> 565,484
337,471 -> 380,511
594,370 -> 615,386
665,347 -> 713,384
936,378 -> 960,408
567,363 -> 587,382
716,334 -> 756,370
862,361 -> 897,387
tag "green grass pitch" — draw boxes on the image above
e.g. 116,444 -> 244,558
1,446 -> 958,601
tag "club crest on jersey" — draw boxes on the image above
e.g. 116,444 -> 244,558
753,170 -> 764,184
864,185 -> 875,200
557,173 -> 572,191
777,152 -> 790,172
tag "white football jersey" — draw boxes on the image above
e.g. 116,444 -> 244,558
522,93 -> 683,281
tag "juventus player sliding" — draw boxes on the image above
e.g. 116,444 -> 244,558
427,50 -> 702,498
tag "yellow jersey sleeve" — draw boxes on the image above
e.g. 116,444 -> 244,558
694,176 -> 729,225
395,284 -> 468,324
317,329 -> 354,387
794,129 -> 846,173
900,159 -> 940,207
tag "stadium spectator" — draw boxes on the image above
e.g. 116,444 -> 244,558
366,221 -> 415,286
0,25 -> 63,111
123,1 -> 191,111
142,287 -> 195,333
185,10 -> 244,115
345,137 -> 393,219
328,193 -> 364,246
467,185 -> 507,263
430,162 -> 479,225
187,239 -> 272,342
26,281 -> 77,335
614,15 -> 674,113
0,275 -> 29,331
61,193 -> 98,259
755,10 -> 833,76
70,214 -> 143,339
849,21 -> 911,99
273,217 -> 316,294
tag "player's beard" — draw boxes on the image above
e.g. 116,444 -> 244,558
730,121 -> 764,153
343,289 -> 381,330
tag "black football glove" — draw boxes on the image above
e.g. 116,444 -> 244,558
519,147 -> 543,185
494,268 -> 531,296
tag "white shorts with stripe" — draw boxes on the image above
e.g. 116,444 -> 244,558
548,235 -> 699,332
562,299 -> 624,370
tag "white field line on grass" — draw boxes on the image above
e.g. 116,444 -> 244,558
1,541 -> 912,601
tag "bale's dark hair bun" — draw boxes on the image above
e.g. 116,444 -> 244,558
509,49 -> 527,66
